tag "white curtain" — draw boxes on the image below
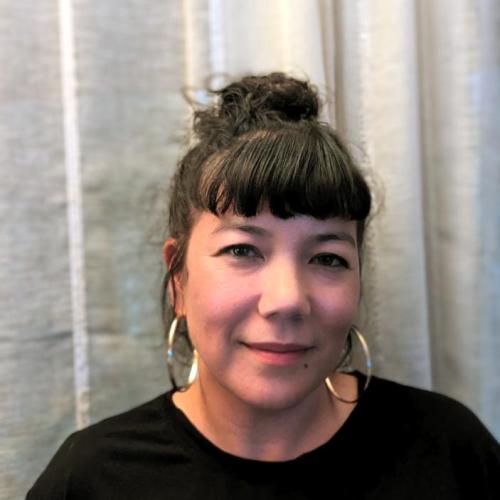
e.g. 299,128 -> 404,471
1,1 -> 498,498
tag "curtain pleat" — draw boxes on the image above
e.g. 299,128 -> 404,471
0,3 -> 75,499
477,0 -> 500,432
59,0 -> 90,431
1,1 -> 498,497
335,0 -> 433,387
418,0 -> 483,404
73,0 -> 186,424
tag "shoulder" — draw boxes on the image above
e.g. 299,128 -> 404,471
66,391 -> 173,457
369,375 -> 495,440
365,375 -> 500,473
27,392 -> 178,499
337,374 -> 500,498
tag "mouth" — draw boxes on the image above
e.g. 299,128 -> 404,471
241,342 -> 313,366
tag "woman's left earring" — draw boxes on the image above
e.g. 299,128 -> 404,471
167,316 -> 198,391
325,326 -> 372,404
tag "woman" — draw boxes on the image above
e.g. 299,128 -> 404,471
28,73 -> 499,499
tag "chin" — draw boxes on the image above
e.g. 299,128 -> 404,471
235,380 -> 320,413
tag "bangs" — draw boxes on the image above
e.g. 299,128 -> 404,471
195,123 -> 371,221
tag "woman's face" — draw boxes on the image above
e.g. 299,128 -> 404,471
166,208 -> 360,411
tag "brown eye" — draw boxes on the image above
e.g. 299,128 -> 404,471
311,253 -> 349,268
220,244 -> 261,259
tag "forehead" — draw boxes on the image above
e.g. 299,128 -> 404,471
190,209 -> 357,245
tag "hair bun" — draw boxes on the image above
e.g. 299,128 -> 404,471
218,72 -> 320,124
192,73 -> 321,144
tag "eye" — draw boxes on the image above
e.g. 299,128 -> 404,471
311,253 -> 349,269
219,244 -> 261,259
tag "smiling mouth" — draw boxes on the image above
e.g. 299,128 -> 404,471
244,342 -> 311,353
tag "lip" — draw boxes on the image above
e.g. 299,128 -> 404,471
242,342 -> 312,366
245,342 -> 311,352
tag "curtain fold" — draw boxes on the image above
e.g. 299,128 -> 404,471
477,0 -> 500,431
334,0 -> 433,387
418,0 -> 483,405
1,1 -> 498,498
0,4 -> 75,500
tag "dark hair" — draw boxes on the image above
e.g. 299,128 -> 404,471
163,73 -> 371,380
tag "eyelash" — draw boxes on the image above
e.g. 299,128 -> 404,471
311,253 -> 349,269
220,244 -> 260,259
219,244 -> 349,269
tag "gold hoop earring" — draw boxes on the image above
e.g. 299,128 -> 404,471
167,316 -> 198,391
325,326 -> 372,404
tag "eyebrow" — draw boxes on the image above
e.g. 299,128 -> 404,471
212,223 -> 270,237
314,232 -> 356,247
211,222 -> 357,247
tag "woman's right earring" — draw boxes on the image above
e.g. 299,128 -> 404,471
167,316 -> 198,391
325,326 -> 373,404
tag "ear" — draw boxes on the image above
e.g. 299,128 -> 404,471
162,238 -> 185,316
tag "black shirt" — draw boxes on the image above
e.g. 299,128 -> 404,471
27,372 -> 500,499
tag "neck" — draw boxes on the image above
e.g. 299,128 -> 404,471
173,371 -> 357,461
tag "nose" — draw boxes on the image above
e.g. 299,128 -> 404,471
257,256 -> 311,319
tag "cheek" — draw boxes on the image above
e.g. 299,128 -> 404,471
182,260 -> 252,342
316,279 -> 360,328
